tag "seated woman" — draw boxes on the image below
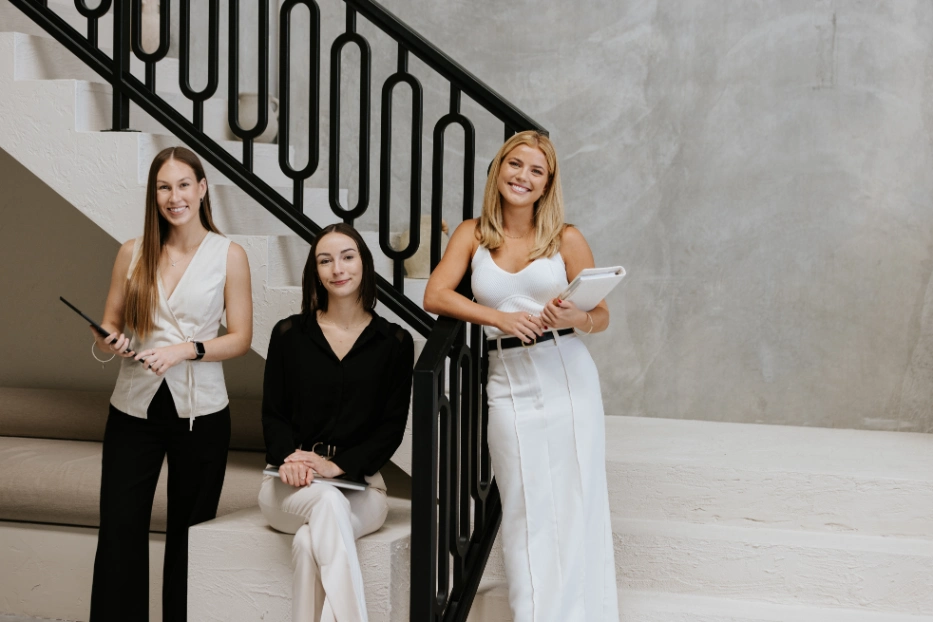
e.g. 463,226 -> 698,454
258,222 -> 414,622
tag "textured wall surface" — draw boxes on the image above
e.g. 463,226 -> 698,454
8,1 -> 933,431
303,0 -> 933,431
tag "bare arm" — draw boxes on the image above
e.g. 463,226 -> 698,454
199,242 -> 253,361
539,226 -> 610,334
90,240 -> 136,358
423,219 -> 544,342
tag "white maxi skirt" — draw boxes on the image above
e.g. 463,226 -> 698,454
486,331 -> 618,622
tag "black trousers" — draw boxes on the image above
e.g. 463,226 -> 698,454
90,381 -> 230,622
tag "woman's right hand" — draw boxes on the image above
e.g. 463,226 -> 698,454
278,461 -> 314,487
496,311 -> 545,343
91,327 -> 135,359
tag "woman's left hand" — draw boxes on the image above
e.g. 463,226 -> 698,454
540,298 -> 586,331
134,343 -> 195,376
284,450 -> 346,479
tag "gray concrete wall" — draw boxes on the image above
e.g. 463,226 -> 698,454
332,0 -> 933,431
16,1 -> 933,432
0,147 -> 266,399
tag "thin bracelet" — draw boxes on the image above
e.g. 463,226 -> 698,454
581,312 -> 595,335
91,340 -> 116,363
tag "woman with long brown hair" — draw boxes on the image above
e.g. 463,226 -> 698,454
424,131 -> 618,621
88,146 -> 253,621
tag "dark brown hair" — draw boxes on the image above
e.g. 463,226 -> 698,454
124,147 -> 220,338
301,223 -> 377,314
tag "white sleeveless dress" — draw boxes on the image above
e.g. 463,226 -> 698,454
471,245 -> 619,622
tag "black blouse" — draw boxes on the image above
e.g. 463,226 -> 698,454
261,311 -> 415,480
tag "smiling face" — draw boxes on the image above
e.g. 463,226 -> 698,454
156,158 -> 207,228
315,232 -> 363,302
496,143 -> 550,211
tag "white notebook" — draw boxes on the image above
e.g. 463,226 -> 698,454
559,266 -> 626,311
262,467 -> 369,491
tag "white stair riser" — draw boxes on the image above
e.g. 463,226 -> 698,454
473,585 -> 933,622
188,508 -> 411,622
12,29 -> 180,94
609,462 -> 933,540
0,521 -> 164,621
614,522 -> 933,615
0,0 -> 114,47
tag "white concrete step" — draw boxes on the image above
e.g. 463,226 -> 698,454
0,0 -> 114,47
614,518 -> 933,615
10,27 -> 180,94
469,583 -> 933,622
0,520 -> 164,621
605,417 -> 933,539
188,502 -> 411,622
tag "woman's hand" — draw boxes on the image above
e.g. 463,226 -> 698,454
92,327 -> 135,359
284,450 -> 346,479
278,461 -> 313,487
134,343 -> 195,376
496,311 -> 545,343
540,298 -> 587,331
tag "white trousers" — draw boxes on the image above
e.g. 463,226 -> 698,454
258,471 -> 388,622
487,332 -> 619,622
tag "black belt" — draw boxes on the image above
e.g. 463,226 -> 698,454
308,442 -> 339,459
490,328 -> 575,350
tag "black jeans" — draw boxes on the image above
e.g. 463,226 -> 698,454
90,381 -> 230,622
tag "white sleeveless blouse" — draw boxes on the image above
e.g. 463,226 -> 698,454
471,245 -> 569,338
110,232 -> 231,424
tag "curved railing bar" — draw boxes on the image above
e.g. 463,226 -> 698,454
130,0 -> 169,90
179,0 -> 220,130
344,0 -> 545,133
431,85 -> 475,270
278,0 -> 321,213
328,8 -> 371,224
378,45 -> 423,292
227,0 -> 270,170
74,0 -> 111,47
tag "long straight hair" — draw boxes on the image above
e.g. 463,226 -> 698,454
124,147 -> 220,338
477,130 -> 565,260
301,223 -> 377,314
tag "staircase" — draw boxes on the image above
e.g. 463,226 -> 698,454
4,2 -> 933,622
469,417 -> 933,622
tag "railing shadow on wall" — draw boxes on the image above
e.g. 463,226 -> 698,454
8,0 -> 545,619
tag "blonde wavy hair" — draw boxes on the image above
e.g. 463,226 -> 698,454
477,130 -> 564,260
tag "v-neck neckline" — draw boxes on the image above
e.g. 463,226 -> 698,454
160,232 -> 211,302
312,313 -> 375,362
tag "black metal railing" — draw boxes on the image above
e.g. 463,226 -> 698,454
412,311 -> 501,622
7,1 -> 546,619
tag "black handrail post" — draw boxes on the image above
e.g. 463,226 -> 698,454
109,0 -> 131,131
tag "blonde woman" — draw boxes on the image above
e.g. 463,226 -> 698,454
424,131 -> 618,621
88,146 -> 252,621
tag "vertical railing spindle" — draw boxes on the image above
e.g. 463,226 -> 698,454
378,43 -> 423,292
228,0 -> 270,171
278,0 -> 321,214
329,7 -> 371,224
179,0 -> 220,131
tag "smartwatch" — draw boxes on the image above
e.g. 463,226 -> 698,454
193,341 -> 206,361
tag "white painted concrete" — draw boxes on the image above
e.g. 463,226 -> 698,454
0,521 -> 164,621
187,502 -> 411,622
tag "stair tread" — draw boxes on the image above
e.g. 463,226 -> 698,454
605,416 -> 933,479
472,584 -> 933,621
613,516 -> 933,556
